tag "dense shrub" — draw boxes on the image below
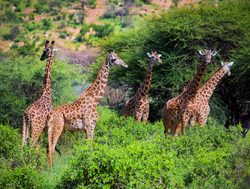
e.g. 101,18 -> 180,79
95,0 -> 250,122
0,55 -> 84,127
91,23 -> 114,38
42,18 -> 52,30
88,0 -> 97,8
0,124 -> 46,188
58,108 -> 250,188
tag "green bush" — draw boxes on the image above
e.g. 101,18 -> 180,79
58,108 -> 250,188
88,0 -> 97,8
0,55 -> 84,127
59,31 -> 70,39
91,23 -> 114,38
42,19 -> 52,30
0,124 -> 46,188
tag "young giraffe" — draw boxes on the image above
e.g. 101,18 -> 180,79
162,49 -> 217,136
47,51 -> 127,168
21,40 -> 56,147
186,62 -> 234,129
123,51 -> 162,122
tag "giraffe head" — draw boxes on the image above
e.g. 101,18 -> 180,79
220,61 -> 234,76
147,50 -> 162,67
107,51 -> 128,68
40,41 -> 56,61
199,49 -> 217,64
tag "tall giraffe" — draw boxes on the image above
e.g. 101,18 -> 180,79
186,62 -> 234,129
123,51 -> 162,122
21,40 -> 56,147
162,49 -> 217,136
47,51 -> 127,168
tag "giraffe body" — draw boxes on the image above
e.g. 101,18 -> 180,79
47,52 -> 127,168
162,49 -> 217,136
22,41 -> 55,147
123,51 -> 162,122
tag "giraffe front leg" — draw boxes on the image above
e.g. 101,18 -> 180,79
85,121 -> 96,140
189,115 -> 196,128
173,123 -> 182,136
135,110 -> 143,122
142,104 -> 149,122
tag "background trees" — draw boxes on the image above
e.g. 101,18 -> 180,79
95,0 -> 250,123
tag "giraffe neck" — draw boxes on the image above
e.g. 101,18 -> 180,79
136,65 -> 153,97
198,66 -> 228,101
41,50 -> 53,97
80,60 -> 111,104
180,60 -> 208,101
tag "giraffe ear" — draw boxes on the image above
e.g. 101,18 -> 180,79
199,50 -> 204,55
221,61 -> 224,66
228,62 -> 234,67
212,51 -> 217,56
147,53 -> 152,58
53,48 -> 59,52
158,54 -> 162,58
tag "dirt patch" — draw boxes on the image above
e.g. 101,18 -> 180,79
34,15 -> 48,22
85,0 -> 106,24
178,0 -> 199,7
23,8 -> 33,15
0,39 -> 13,52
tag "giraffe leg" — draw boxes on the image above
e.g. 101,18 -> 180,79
48,113 -> 64,169
173,122 -> 182,136
189,115 -> 196,128
135,111 -> 143,122
142,105 -> 149,122
85,121 -> 96,140
31,121 -> 46,147
163,117 -> 172,136
197,115 -> 207,127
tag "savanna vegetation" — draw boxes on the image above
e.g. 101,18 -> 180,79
0,0 -> 250,188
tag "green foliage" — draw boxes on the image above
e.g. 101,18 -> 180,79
3,9 -> 23,23
59,31 -> 70,39
91,23 -> 114,38
0,124 -> 46,188
0,55 -> 83,127
7,26 -> 20,40
58,107 -> 250,188
96,0 -> 250,121
42,19 -> 52,30
88,0 -> 97,8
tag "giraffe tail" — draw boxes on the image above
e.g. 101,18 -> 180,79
21,113 -> 30,147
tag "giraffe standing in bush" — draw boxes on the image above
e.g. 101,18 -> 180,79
47,51 -> 127,168
162,49 -> 217,136
123,51 -> 162,122
186,62 -> 234,128
22,40 -> 56,147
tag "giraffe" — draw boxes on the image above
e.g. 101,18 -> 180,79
47,51 -> 127,168
185,62 -> 234,129
123,51 -> 162,122
21,40 -> 56,147
162,49 -> 217,136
